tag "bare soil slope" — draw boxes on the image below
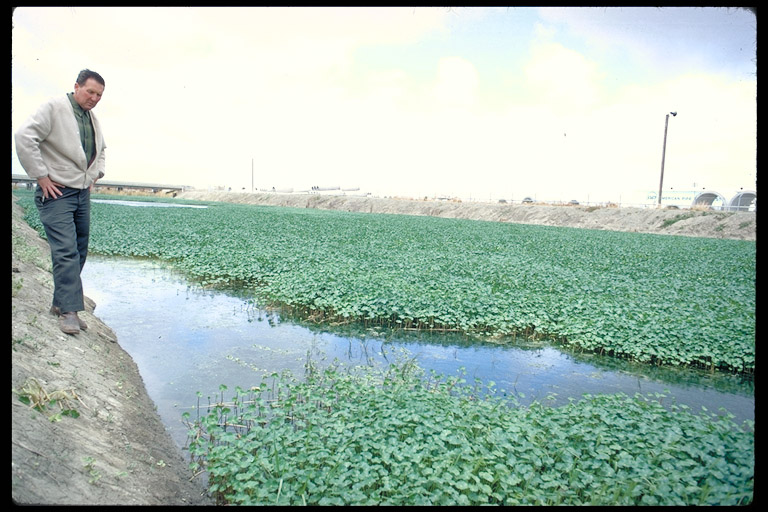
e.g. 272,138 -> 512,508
12,196 -> 212,506
178,191 -> 756,241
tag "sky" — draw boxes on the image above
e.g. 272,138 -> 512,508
11,6 -> 756,205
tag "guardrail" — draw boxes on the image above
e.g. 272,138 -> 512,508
12,174 -> 186,193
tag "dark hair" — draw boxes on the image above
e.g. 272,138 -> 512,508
76,69 -> 105,87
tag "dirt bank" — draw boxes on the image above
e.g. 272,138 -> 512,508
11,195 -> 212,505
177,190 -> 756,241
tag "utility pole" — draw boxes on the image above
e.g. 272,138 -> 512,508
657,111 -> 677,207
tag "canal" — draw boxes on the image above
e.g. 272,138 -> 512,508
81,255 -> 754,453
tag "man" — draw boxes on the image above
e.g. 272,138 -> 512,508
15,69 -> 107,335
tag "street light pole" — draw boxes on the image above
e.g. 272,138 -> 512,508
657,111 -> 677,207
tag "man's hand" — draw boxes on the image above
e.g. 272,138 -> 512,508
36,176 -> 64,200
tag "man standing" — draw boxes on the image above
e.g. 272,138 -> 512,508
15,69 -> 107,335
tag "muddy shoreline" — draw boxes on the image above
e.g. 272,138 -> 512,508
176,190 -> 755,241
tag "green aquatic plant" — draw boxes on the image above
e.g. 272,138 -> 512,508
184,358 -> 753,506
15,191 -> 756,373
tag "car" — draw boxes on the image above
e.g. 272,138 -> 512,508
522,197 -> 534,204
569,199 -> 579,205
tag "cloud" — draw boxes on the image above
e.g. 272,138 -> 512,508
523,41 -> 606,114
434,57 -> 480,109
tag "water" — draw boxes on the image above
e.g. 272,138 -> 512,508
81,255 -> 754,452
92,198 -> 207,209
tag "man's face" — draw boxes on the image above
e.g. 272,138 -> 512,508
73,78 -> 104,111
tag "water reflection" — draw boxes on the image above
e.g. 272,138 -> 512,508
92,199 -> 207,208
81,255 -> 754,451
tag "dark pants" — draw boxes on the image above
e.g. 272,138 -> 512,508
34,186 -> 91,313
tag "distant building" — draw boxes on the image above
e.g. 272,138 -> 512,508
646,189 -> 756,211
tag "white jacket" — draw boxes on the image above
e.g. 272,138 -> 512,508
15,95 -> 106,189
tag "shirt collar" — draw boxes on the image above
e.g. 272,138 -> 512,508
67,92 -> 88,117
